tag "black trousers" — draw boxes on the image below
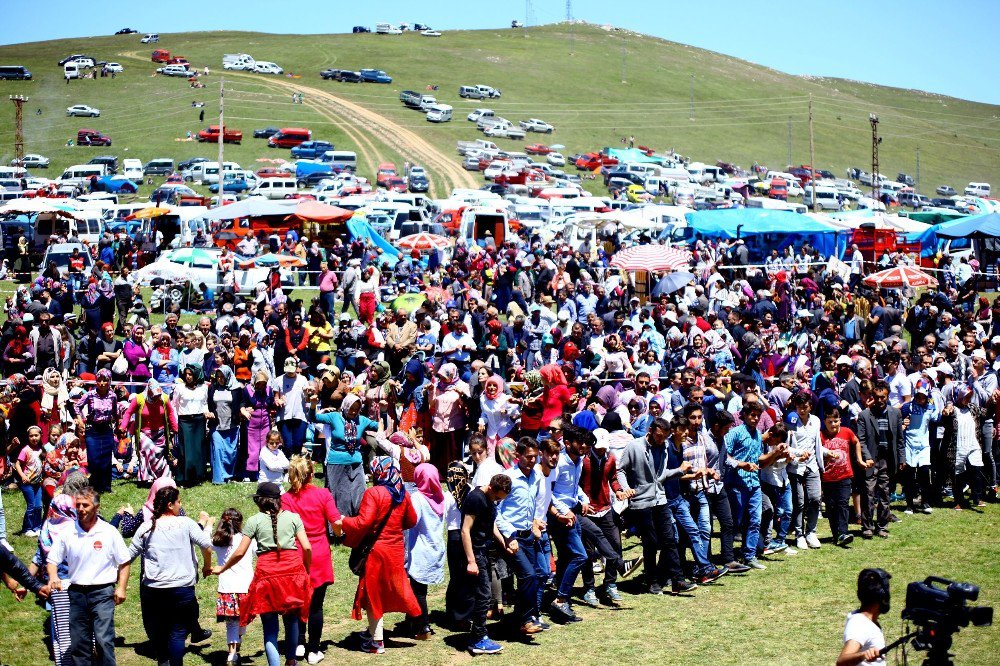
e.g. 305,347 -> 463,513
299,582 -> 328,653
902,465 -> 934,509
708,489 -> 736,564
580,512 -> 621,589
823,478 -> 853,540
409,578 -> 429,629
445,530 -> 474,624
470,550 -> 492,641
626,504 -> 683,586
861,454 -> 892,532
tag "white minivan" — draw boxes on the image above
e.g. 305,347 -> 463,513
251,177 -> 297,200
63,62 -> 81,79
964,182 -> 991,197
803,186 -> 843,211
141,33 -> 159,43
122,159 -> 143,181
425,104 -> 452,123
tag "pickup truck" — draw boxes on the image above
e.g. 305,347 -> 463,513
519,118 -> 554,133
456,139 -> 499,156
291,141 -> 334,159
483,124 -> 526,140
399,90 -> 424,108
360,69 -> 392,83
197,125 -> 243,144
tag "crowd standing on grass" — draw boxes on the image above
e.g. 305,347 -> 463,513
1,223 -> 998,664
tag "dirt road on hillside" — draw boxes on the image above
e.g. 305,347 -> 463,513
119,51 -> 475,197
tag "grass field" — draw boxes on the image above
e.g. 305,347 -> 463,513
0,478 -> 997,665
0,23 -> 997,201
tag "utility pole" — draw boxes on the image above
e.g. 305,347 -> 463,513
9,95 -> 26,166
217,78 -> 225,192
915,148 -> 920,190
870,113 -> 881,202
566,0 -> 574,55
620,41 -> 627,84
787,117 -> 793,167
689,75 -> 694,120
808,94 -> 816,211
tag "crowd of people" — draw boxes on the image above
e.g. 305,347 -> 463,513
0,226 -> 997,665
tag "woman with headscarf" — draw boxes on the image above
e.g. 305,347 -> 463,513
429,362 -> 470,477
2,324 -> 34,375
478,376 -> 518,459
71,369 -> 118,492
241,371 -> 276,481
364,360 -> 398,433
316,393 -> 379,517
357,265 -> 381,325
33,493 -> 78,666
120,379 -> 178,483
172,363 -> 210,486
332,457 -> 421,655
592,334 -> 634,380
79,283 -> 107,334
151,333 -> 180,393
208,366 -> 246,485
596,385 -> 630,432
39,367 -> 69,444
518,370 -> 545,438
397,357 -> 429,434
282,455 -> 341,663
123,324 -> 152,390
403,463 -> 450,639
539,364 -> 574,436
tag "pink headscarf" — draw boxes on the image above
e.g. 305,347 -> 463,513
413,463 -> 445,517
143,476 -> 177,522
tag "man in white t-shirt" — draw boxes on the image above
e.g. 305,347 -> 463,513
838,568 -> 890,666
47,487 -> 131,666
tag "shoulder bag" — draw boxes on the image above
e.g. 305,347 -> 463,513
348,500 -> 394,576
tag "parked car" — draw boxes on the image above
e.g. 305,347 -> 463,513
253,62 -> 283,75
58,54 -> 94,66
253,126 -> 280,139
176,157 -> 207,172
898,191 -> 931,209
408,174 -> 429,192
339,71 -> 362,83
462,156 -> 480,170
144,158 -> 175,176
290,141 -> 334,159
574,153 -> 617,170
519,118 -> 554,133
105,62 -> 124,73
151,49 -> 171,63
936,185 -> 957,196
67,104 -> 100,117
150,184 -> 198,204
546,152 -> 566,167
115,28 -> 138,35
320,69 -> 343,80
484,124 -> 526,139
897,173 -> 915,187
76,129 -> 111,146
256,167 -> 293,179
141,34 -> 159,43
421,30 -> 442,37
359,69 -> 392,83
88,155 -> 119,174
376,163 -> 397,187
525,143 -> 554,155
384,177 -> 407,193
12,154 -> 49,168
42,243 -> 94,280
156,64 -> 190,77
197,125 -> 243,144
208,175 -> 250,193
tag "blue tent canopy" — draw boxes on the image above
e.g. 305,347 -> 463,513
685,208 -> 843,257
935,212 -> 1000,239
606,148 -> 666,165
346,216 -> 400,267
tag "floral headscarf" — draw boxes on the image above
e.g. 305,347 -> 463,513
39,494 -> 77,560
371,455 -> 405,505
446,460 -> 471,508
437,362 -> 459,389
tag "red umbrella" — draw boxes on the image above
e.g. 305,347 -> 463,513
397,232 -> 452,251
610,244 -> 692,272
862,265 -> 938,289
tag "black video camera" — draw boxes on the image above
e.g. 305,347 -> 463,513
903,577 -> 993,630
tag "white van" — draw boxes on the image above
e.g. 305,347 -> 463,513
64,62 -> 81,79
425,104 -> 452,123
141,33 -> 159,43
322,150 -> 357,172
223,53 -> 255,70
467,108 -> 494,123
251,177 -> 297,200
190,161 -> 241,184
375,23 -> 402,34
0,166 -> 26,179
59,164 -> 106,183
964,182 -> 991,197
803,186 -> 843,211
122,159 -> 143,181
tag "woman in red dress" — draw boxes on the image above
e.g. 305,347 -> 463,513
281,456 -> 341,663
334,456 -> 421,655
539,364 -> 574,436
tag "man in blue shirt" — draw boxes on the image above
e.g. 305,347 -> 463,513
546,424 -> 592,623
496,438 -> 547,635
724,402 -> 789,569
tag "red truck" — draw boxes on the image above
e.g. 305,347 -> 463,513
151,49 -> 171,63
851,224 -> 923,266
197,125 -> 243,144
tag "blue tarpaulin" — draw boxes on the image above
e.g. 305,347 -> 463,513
684,208 -> 844,256
606,148 -> 667,165
935,212 -> 1000,239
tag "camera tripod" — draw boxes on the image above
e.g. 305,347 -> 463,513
880,626 -> 958,666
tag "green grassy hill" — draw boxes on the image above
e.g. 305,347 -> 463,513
0,23 -> 997,197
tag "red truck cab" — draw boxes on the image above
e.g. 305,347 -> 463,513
197,125 -> 243,144
151,49 -> 171,63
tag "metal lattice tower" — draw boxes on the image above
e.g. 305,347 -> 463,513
566,0 -> 572,21
869,113 -> 881,201
10,95 -> 26,165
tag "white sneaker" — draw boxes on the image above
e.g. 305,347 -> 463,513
806,533 -> 822,549
295,645 -> 306,658
785,546 -> 798,555
0,539 -> 12,552
796,536 -> 808,550
24,529 -> 39,538
307,652 -> 325,665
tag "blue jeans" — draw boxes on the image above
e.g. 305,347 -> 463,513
762,482 -> 792,543
261,612 -> 300,666
320,291 -> 336,320
547,512 -> 588,599
668,495 -> 712,574
0,490 -> 6,541
687,490 -> 712,551
534,530 -> 552,611
211,427 -> 240,484
19,483 -> 43,533
727,479 -> 763,562
279,419 -> 307,457
68,584 -> 117,666
142,585 -> 198,665
507,534 -> 542,626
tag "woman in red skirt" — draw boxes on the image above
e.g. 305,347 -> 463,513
211,482 -> 312,666
334,456 -> 421,654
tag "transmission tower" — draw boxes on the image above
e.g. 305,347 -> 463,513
10,95 -> 27,166
869,113 -> 881,202
566,0 -> 572,21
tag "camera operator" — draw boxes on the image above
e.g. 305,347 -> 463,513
838,568 -> 891,666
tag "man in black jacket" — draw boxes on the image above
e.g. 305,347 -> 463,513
856,380 -> 905,539
2,545 -> 50,601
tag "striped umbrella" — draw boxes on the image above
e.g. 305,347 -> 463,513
610,244 -> 692,272
397,232 -> 452,251
863,265 -> 938,289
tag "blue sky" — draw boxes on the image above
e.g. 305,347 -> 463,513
3,0 -> 998,104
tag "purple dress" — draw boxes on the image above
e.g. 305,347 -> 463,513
243,384 -> 273,473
